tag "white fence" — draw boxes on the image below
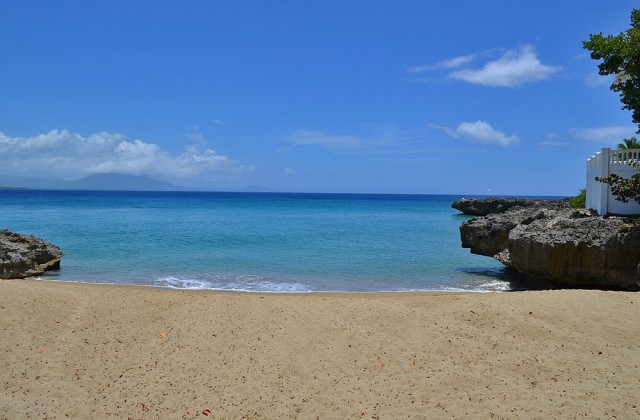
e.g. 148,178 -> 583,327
586,147 -> 640,215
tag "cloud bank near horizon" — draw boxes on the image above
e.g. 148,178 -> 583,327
0,129 -> 255,181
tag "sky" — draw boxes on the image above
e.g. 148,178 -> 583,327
1,0 -> 638,196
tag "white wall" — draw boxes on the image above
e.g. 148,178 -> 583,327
586,148 -> 640,215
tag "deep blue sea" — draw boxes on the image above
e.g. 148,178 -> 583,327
1,190 -> 526,292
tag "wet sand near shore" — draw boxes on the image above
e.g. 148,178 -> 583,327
0,279 -> 638,418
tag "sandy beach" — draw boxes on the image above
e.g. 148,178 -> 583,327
0,280 -> 638,418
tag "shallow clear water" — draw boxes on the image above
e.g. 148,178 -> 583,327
0,190 -> 518,292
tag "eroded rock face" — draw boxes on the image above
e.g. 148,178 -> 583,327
452,197 -> 569,216
458,206 -> 640,290
0,230 -> 63,279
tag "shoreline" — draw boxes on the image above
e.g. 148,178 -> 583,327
31,274 -> 515,294
19,277 -> 505,296
1,279 -> 638,418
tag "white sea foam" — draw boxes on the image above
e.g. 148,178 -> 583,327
152,275 -> 313,293
394,280 -> 511,293
31,274 -> 512,293
476,280 -> 512,292
148,275 -> 511,293
154,276 -> 210,290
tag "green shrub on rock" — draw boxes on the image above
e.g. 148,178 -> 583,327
569,189 -> 586,208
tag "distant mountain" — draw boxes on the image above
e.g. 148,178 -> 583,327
71,173 -> 185,191
0,173 -> 185,191
0,173 -> 275,192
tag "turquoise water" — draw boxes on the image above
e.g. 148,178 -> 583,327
0,190 -> 516,292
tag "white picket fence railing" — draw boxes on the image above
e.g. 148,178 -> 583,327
586,148 -> 640,215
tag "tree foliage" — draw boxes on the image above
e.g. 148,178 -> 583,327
569,188 -> 586,208
583,9 -> 640,133
596,170 -> 640,204
617,136 -> 640,149
587,9 -> 640,204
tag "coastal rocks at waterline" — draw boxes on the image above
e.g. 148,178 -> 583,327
0,230 -> 63,279
457,199 -> 640,290
451,197 -> 569,216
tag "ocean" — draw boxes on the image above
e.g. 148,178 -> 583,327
1,190 -> 523,292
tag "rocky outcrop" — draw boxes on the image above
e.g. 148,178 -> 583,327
0,230 -> 63,279
452,197 -> 569,216
458,205 -> 640,290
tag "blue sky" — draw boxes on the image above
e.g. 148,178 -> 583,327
1,1 -> 638,195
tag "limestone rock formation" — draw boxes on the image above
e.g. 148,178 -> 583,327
452,197 -> 569,216
458,204 -> 640,290
0,230 -> 63,279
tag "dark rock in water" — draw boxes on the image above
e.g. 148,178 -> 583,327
0,230 -> 63,279
459,205 -> 640,290
452,197 -> 569,216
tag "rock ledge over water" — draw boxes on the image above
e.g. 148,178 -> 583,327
451,197 -> 569,216
0,230 -> 63,279
455,198 -> 640,290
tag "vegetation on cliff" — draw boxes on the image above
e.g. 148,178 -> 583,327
585,8 -> 640,204
583,8 -> 640,132
569,189 -> 586,208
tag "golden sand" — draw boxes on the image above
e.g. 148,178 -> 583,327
0,279 -> 638,418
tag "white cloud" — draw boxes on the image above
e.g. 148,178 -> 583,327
288,129 -> 366,153
0,129 -> 255,179
407,53 -> 479,73
429,121 -> 519,146
570,126 -> 637,143
450,45 -> 561,87
409,45 -> 561,87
